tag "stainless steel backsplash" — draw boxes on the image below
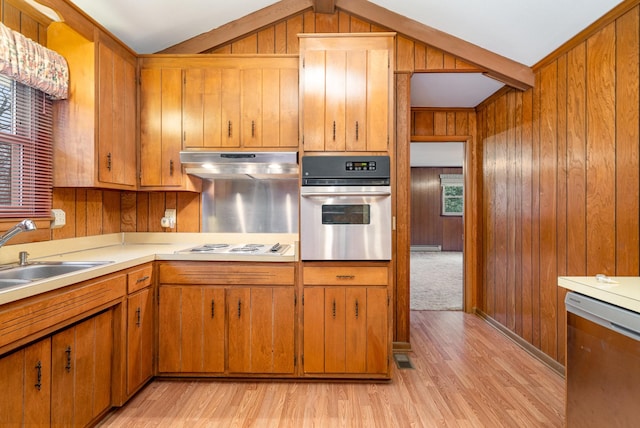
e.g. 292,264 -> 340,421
201,179 -> 299,233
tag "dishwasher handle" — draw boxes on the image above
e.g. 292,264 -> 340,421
565,292 -> 640,342
301,191 -> 391,198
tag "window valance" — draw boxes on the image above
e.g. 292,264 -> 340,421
0,21 -> 68,100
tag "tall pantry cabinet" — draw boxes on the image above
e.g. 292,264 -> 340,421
299,33 -> 395,153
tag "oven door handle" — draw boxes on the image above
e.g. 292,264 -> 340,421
301,191 -> 391,198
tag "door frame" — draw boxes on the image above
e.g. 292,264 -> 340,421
393,73 -> 482,349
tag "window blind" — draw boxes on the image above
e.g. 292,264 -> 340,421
0,74 -> 53,218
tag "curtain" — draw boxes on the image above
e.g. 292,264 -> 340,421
0,21 -> 68,100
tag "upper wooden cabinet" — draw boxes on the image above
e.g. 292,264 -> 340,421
140,55 -> 299,152
48,23 -> 137,189
299,33 -> 395,153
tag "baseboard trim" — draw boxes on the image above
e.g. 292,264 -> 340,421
474,309 -> 565,376
392,341 -> 412,352
410,245 -> 441,252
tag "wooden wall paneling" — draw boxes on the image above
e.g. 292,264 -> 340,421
102,190 -> 121,234
349,15 -> 371,32
303,10 -> 315,32
273,21 -> 288,54
414,44 -> 426,70
86,190 -> 103,236
433,112 -> 447,136
615,7 -> 640,275
314,11 -> 338,32
52,188 -> 77,240
136,193 -> 150,232
176,193 -> 201,233
520,89 -> 534,343
285,14 -> 303,53
426,46 -> 444,70
585,23 -> 616,275
148,193 -> 166,232
531,74 -> 541,350
258,27 -> 276,53
2,0 -> 21,32
120,192 -> 137,232
556,54 -> 568,364
493,94 -> 507,327
483,102 -> 495,317
538,62 -> 558,360
395,35 -> 414,72
566,43 -> 587,277
455,112 -> 468,135
513,91 -> 524,337
505,91 -> 516,332
232,34 -> 258,54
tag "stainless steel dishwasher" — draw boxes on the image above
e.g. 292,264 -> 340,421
565,291 -> 640,427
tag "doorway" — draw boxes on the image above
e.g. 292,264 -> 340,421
409,142 -> 464,311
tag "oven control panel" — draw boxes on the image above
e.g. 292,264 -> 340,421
301,155 -> 390,185
346,161 -> 377,171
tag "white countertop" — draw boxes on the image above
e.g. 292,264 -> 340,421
558,276 -> 640,313
0,232 -> 298,305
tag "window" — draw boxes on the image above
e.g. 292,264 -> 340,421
440,174 -> 463,216
0,74 -> 53,218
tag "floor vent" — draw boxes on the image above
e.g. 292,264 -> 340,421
394,353 -> 415,369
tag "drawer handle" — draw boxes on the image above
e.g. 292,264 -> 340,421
65,346 -> 72,373
35,361 -> 42,390
336,275 -> 355,280
136,275 -> 150,283
136,307 -> 141,327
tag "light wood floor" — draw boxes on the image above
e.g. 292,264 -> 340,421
100,311 -> 565,427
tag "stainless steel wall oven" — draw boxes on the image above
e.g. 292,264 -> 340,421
300,155 -> 391,260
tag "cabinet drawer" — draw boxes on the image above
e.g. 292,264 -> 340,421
127,264 -> 153,293
159,262 -> 295,286
303,266 -> 388,286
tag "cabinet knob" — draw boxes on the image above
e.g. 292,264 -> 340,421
169,159 -> 174,176
228,120 -> 232,138
332,300 -> 336,318
211,299 -> 215,318
355,299 -> 359,319
332,121 -> 336,141
107,152 -> 112,171
251,120 -> 255,138
355,121 -> 359,141
136,307 -> 141,327
237,299 -> 242,318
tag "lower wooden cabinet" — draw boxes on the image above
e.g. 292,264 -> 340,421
0,337 -> 51,426
51,310 -> 113,427
157,262 -> 296,376
125,264 -> 154,397
302,264 -> 391,377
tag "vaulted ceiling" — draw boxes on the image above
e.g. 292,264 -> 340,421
64,0 -> 623,106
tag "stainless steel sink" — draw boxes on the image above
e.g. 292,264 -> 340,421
0,261 -> 112,289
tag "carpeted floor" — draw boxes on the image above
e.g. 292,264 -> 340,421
410,251 -> 463,310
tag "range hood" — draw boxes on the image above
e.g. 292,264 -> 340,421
180,151 -> 299,179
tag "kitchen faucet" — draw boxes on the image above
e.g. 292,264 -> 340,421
0,219 -> 37,248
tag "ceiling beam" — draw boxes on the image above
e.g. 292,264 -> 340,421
159,0 -> 313,54
335,0 -> 534,90
313,0 -> 336,14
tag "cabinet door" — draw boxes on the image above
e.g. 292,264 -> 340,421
221,69 -> 241,147
301,50 -> 326,151
0,338 -> 51,426
158,286 -> 225,373
228,287 -> 295,374
140,67 -> 183,187
345,50 -> 367,151
98,43 -> 136,187
183,68 -> 227,148
303,286 -> 389,375
365,49 -> 390,152
242,69 -> 263,147
127,287 -> 154,395
51,311 -> 113,427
